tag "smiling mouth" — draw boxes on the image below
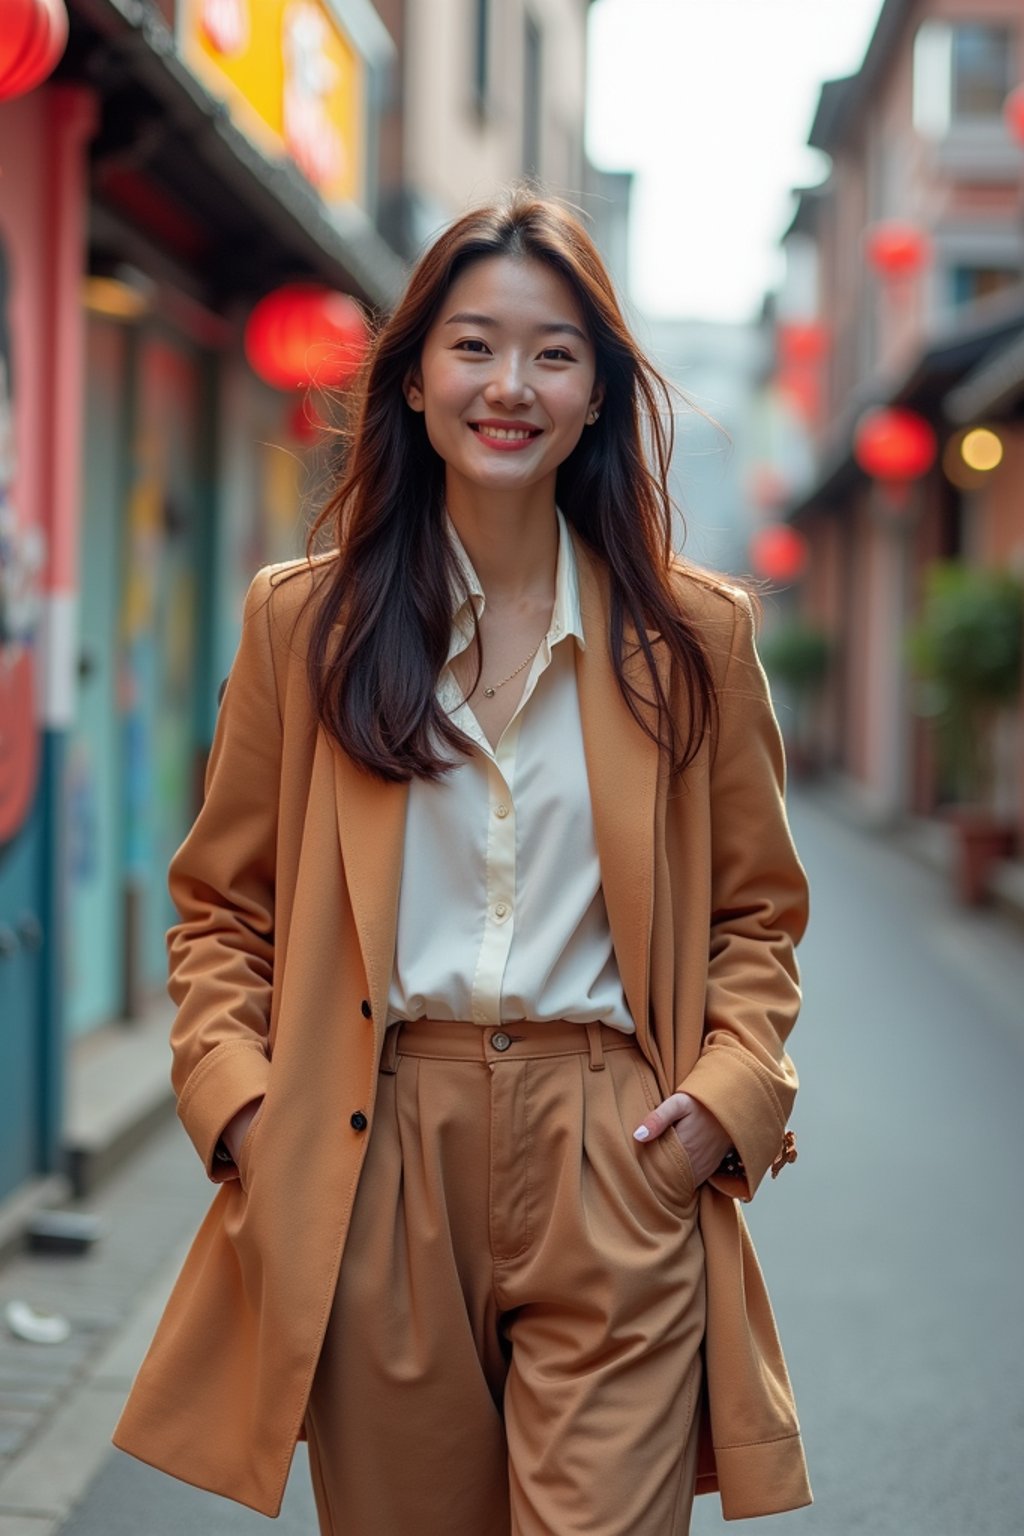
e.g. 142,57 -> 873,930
469,423 -> 543,442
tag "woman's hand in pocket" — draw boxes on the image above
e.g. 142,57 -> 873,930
223,1096 -> 265,1166
633,1092 -> 731,1188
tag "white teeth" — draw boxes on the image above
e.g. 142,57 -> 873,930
476,426 -> 536,441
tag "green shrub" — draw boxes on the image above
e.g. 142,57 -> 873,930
907,561 -> 1023,802
759,622 -> 832,695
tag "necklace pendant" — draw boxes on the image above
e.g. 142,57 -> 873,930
483,686 -> 495,698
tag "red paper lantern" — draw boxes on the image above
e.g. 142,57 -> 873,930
245,285 -> 368,391
777,321 -> 829,366
1004,83 -> 1024,144
0,0 -> 68,101
853,407 -> 937,483
749,524 -> 808,584
864,221 -> 930,278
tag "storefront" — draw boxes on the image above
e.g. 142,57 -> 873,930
0,80 -> 95,1202
0,0 -> 401,1209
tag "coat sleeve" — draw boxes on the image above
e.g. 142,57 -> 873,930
166,568 -> 280,1183
675,589 -> 809,1201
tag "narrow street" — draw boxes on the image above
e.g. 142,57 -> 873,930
3,793 -> 1022,1535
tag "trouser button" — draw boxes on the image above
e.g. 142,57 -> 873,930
490,1032 -> 512,1052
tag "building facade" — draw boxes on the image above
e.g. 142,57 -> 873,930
375,0 -> 595,258
749,0 -> 1023,862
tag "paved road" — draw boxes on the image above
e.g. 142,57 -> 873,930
43,794 -> 1024,1533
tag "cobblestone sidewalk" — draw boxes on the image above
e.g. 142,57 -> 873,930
0,1118 -> 210,1532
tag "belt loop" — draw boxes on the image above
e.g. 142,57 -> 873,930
380,1021 -> 400,1074
585,1021 -> 605,1072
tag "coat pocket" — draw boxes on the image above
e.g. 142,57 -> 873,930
629,1055 -> 698,1214
235,1100 -> 267,1193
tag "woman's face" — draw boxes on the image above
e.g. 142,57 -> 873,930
405,254 -> 603,503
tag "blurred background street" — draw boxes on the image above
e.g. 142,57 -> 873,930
2,0 -> 1024,1530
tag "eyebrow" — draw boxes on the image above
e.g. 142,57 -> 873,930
443,312 -> 589,343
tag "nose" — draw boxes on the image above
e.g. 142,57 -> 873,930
483,351 -> 535,409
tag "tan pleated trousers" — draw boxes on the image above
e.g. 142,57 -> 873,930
304,1018 -> 706,1536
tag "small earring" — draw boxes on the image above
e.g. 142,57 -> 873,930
587,409 -> 600,425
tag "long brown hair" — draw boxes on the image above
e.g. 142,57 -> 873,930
299,190 -> 718,783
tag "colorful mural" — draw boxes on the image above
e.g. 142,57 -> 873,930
0,237 -> 45,847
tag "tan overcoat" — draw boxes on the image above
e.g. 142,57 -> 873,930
111,531 -> 811,1521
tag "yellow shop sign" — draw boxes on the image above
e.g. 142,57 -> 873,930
179,0 -> 364,205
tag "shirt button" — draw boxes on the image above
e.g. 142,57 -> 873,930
495,804 -> 509,819
350,1111 -> 368,1131
494,902 -> 509,920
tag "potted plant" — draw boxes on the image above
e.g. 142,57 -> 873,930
907,561 -> 1023,904
758,619 -> 832,778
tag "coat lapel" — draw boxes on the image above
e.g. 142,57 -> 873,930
333,751 -> 408,1045
573,535 -> 665,1048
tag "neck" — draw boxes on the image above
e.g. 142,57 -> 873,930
445,479 -> 559,605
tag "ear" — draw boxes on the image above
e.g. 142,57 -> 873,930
588,379 -> 606,418
404,366 -> 425,412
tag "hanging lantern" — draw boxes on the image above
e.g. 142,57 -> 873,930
777,321 -> 829,366
0,0 -> 69,101
1004,83 -> 1024,144
775,321 -> 828,424
245,285 -> 368,391
749,524 -> 808,584
864,221 -> 930,278
854,407 -> 937,481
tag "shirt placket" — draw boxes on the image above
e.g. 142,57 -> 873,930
469,717 -> 521,1027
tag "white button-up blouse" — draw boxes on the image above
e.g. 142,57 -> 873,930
386,509 -> 635,1034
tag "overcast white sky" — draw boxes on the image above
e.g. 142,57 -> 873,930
586,0 -> 888,323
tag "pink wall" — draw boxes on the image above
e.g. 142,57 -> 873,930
0,91 -> 49,582
0,84 -> 96,732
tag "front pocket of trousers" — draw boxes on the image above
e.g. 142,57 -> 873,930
630,1057 -> 697,1212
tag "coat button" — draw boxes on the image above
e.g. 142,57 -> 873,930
350,1111 -> 368,1131
360,1000 -> 372,1018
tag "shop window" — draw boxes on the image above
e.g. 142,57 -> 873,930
949,264 -> 1021,308
951,24 -> 1013,120
913,21 -> 1015,134
523,15 -> 542,176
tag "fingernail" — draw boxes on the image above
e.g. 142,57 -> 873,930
633,1126 -> 650,1141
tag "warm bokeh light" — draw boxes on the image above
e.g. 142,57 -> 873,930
81,276 -> 151,321
960,428 -> 1004,473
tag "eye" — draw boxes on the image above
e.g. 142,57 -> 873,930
539,347 -> 574,362
453,338 -> 490,353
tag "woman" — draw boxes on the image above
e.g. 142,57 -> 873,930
113,191 -> 810,1534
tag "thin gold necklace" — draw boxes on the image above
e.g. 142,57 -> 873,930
481,638 -> 544,698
